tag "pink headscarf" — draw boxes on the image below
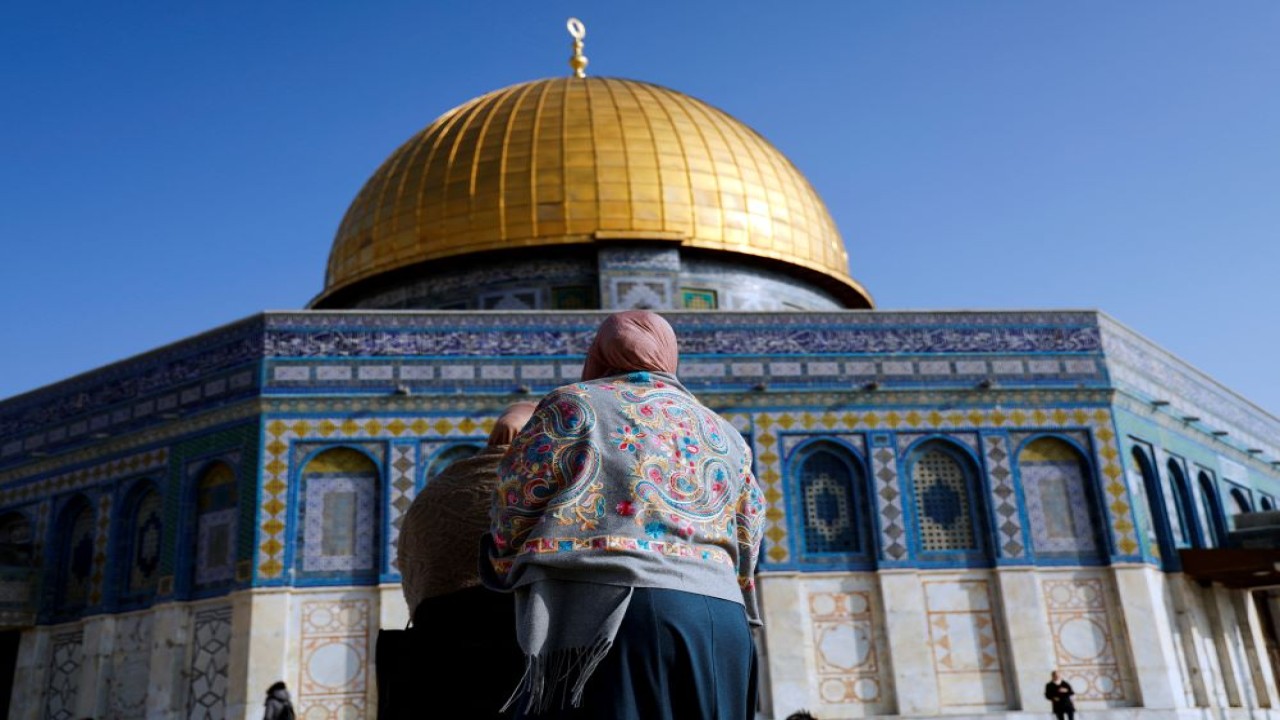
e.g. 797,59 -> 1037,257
581,310 -> 679,381
487,402 -> 537,446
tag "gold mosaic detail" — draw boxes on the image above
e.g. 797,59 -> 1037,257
90,494 -> 112,604
731,407 -> 1136,564
319,77 -> 870,307
257,416 -> 494,578
0,449 -> 168,506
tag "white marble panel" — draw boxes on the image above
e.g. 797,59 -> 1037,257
397,365 -> 434,380
1028,359 -> 1061,374
273,366 -> 310,382
991,360 -> 1024,375
439,365 -> 474,380
770,362 -> 804,376
919,361 -> 952,375
356,365 -> 394,380
106,614 -> 152,720
807,361 -> 840,376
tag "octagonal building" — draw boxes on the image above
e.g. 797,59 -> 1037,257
2,54 -> 1279,720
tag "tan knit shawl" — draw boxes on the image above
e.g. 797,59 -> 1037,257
398,445 -> 506,612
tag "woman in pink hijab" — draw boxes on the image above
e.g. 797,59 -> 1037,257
486,311 -> 766,720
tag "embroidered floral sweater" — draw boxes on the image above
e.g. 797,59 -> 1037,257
487,371 -> 765,622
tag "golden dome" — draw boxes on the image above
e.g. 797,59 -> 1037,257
317,77 -> 871,307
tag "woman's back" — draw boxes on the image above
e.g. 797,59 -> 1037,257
489,370 -> 763,615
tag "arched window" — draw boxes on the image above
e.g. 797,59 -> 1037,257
194,462 -> 237,589
0,512 -> 32,567
1229,488 -> 1253,528
55,497 -> 95,611
1166,460 -> 1201,549
1017,437 -> 1103,561
1130,447 -> 1172,561
1198,472 -> 1228,547
1261,496 -> 1275,512
795,444 -> 864,556
299,448 -> 380,581
908,441 -> 989,564
425,444 -> 482,483
121,483 -> 163,599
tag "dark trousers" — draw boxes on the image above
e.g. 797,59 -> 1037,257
517,587 -> 758,720
1054,712 -> 1075,720
380,586 -> 523,720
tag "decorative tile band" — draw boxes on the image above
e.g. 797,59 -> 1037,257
90,493 -> 112,605
257,416 -> 494,579
871,444 -> 907,561
0,449 -> 167,505
738,406 -> 1137,564
256,403 -> 1138,580
984,435 -> 1024,558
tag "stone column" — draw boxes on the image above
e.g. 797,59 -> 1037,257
995,567 -> 1055,711
879,569 -> 940,716
8,627 -> 50,720
1208,586 -> 1250,707
759,573 -> 813,719
226,589 -> 290,720
1235,591 -> 1277,708
1167,575 -> 1212,707
74,614 -> 116,719
146,602 -> 192,719
1112,564 -> 1188,708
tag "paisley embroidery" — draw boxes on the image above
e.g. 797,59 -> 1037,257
544,393 -> 595,438
489,374 -> 766,594
548,440 -> 605,530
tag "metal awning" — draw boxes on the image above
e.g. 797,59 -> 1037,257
1179,549 -> 1280,589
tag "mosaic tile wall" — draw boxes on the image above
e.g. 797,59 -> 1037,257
61,500 -> 95,612
297,597 -> 371,719
258,416 -> 494,580
1100,316 -> 1280,467
386,442 -> 417,573
194,462 -> 238,588
125,487 -> 164,596
298,448 -> 380,581
1042,574 -> 1134,703
5,310 -> 1272,495
735,406 -> 1137,569
1020,438 -> 1103,558
330,247 -> 847,312
984,434 -> 1025,559
186,604 -> 233,720
3,310 -> 1124,469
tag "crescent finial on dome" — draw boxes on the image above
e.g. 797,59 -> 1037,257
567,18 -> 588,78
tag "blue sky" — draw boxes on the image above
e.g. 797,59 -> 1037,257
1,3 -> 1277,413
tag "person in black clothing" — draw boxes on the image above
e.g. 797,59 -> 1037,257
1045,670 -> 1075,720
263,681 -> 296,720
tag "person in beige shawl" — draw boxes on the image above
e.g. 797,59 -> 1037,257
393,402 -> 536,719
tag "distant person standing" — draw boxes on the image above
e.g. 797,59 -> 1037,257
1045,670 -> 1075,720
263,681 -> 295,720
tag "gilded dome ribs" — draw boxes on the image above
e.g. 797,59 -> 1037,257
316,76 -> 870,308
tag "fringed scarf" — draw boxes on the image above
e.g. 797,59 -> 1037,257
502,580 -> 634,714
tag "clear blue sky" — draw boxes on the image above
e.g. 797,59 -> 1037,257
2,3 -> 1277,413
